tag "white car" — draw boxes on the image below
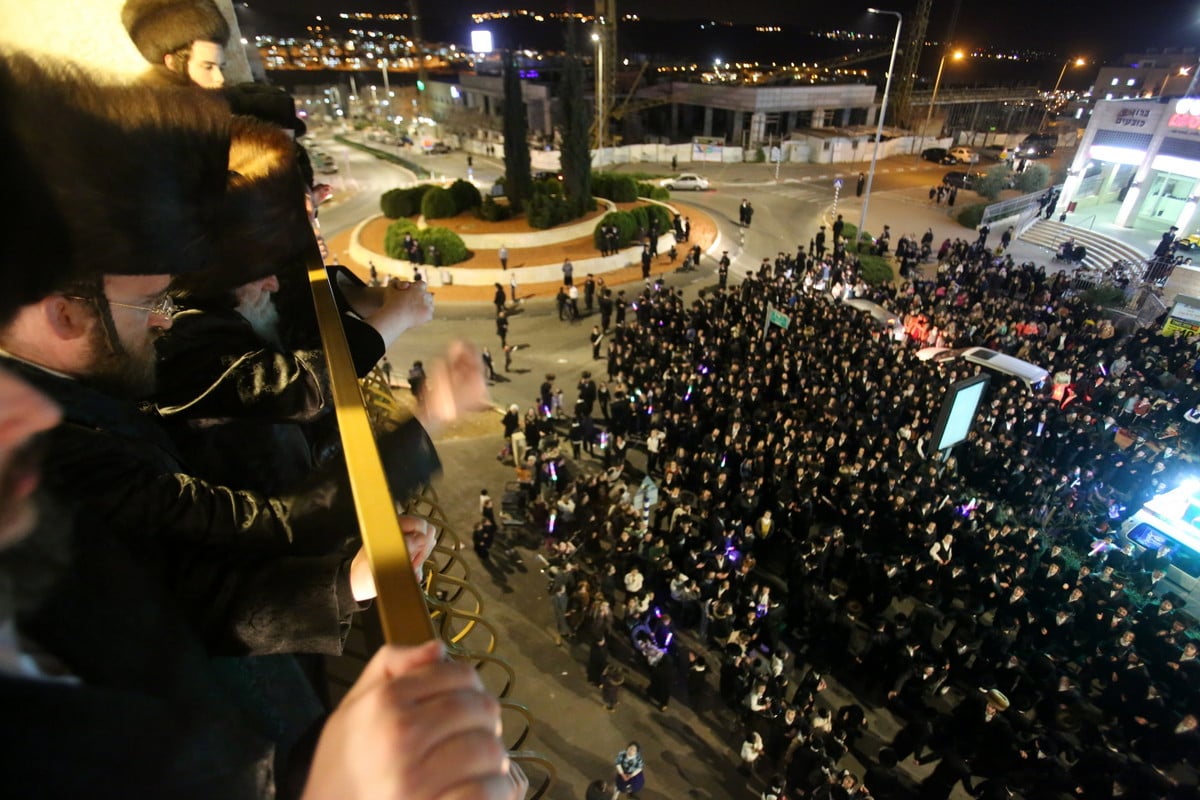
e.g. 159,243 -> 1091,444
917,346 -> 1048,391
661,173 -> 709,191
946,146 -> 980,164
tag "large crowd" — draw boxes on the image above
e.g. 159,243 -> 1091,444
503,231 -> 1200,799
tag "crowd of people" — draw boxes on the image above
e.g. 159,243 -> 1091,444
499,224 -> 1200,799
0,2 -> 525,797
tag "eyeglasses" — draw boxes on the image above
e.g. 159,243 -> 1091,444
65,293 -> 179,321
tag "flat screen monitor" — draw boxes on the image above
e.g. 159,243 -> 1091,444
931,374 -> 990,452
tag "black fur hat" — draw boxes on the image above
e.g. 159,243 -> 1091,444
121,0 -> 230,65
0,52 -> 231,302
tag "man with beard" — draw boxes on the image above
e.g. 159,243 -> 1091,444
0,52 -> 522,799
154,116 -> 434,494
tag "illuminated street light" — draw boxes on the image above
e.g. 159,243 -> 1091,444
1040,57 -> 1086,132
858,8 -> 902,252
915,49 -> 965,161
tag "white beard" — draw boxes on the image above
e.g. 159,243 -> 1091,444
238,291 -> 281,347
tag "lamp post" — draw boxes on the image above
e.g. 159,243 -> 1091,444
1039,56 -> 1085,133
858,7 -> 902,253
592,30 -> 604,152
914,49 -> 964,161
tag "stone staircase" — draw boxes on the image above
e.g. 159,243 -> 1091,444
1018,219 -> 1150,273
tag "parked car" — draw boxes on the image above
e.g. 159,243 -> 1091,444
917,346 -> 1049,392
533,170 -> 564,182
980,144 -> 1012,161
1176,233 -> 1200,250
941,170 -> 982,190
427,141 -> 452,154
660,173 -> 710,191
921,147 -> 950,163
946,146 -> 980,164
843,297 -> 906,342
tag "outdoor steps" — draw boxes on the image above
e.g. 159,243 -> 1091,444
1018,219 -> 1149,273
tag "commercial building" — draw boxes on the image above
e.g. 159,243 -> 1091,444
1060,95 -> 1200,238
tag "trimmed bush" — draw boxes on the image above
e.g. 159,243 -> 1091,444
449,179 -> 482,212
593,210 -> 637,249
384,218 -> 421,259
477,195 -> 512,222
421,187 -> 458,219
856,253 -> 894,285
416,227 -> 469,265
591,172 -> 614,201
379,184 -> 437,219
527,186 -> 572,229
1014,163 -> 1051,194
956,203 -> 986,229
611,175 -> 639,202
974,165 -> 1012,201
649,186 -> 671,201
635,181 -> 657,197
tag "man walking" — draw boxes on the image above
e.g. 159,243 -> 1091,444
499,245 -> 509,270
496,309 -> 509,347
584,273 -> 596,313
562,258 -> 574,286
718,251 -> 730,289
591,325 -> 604,359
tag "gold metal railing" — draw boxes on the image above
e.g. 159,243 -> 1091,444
307,266 -> 555,797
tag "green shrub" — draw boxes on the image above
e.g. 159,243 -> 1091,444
856,253 -> 894,285
635,181 -> 657,197
381,188 -> 413,219
384,218 -> 421,259
526,186 -> 572,229
421,187 -> 458,219
1081,284 -> 1128,308
956,203 -> 986,229
611,175 -> 639,202
649,186 -> 671,201
974,165 -> 1012,201
416,227 -> 469,265
477,195 -> 512,222
591,172 -> 614,200
449,179 -> 482,212
593,210 -> 637,249
379,184 -> 439,218
1014,163 -> 1051,194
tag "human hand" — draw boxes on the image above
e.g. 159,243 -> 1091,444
363,279 -> 435,344
303,641 -> 517,800
399,514 -> 438,580
416,341 -> 491,436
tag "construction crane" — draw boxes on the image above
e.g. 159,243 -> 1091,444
593,0 -> 617,149
890,0 -> 933,126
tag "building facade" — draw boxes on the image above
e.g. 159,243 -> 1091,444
1061,96 -> 1200,237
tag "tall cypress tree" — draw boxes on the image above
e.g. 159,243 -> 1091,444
559,29 -> 593,219
501,50 -> 532,213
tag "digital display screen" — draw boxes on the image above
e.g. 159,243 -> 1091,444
932,374 -> 990,451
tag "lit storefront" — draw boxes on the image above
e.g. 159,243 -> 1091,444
1060,97 -> 1200,236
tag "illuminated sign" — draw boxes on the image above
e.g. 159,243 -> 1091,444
471,30 -> 493,53
1169,98 -> 1200,129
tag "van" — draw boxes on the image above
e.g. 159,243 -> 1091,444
1018,133 -> 1057,158
1119,483 -> 1200,608
843,297 -> 906,341
916,346 -> 1049,392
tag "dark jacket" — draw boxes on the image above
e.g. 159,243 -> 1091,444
1,355 -> 439,657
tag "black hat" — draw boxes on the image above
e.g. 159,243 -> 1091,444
223,83 -> 307,137
122,0 -> 230,65
0,52 -> 230,297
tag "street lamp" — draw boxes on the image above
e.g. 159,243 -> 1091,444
1039,56 -> 1086,132
592,30 -> 604,151
858,8 -> 902,252
914,49 -> 964,161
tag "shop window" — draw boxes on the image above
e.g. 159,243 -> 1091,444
1126,79 -> 1137,87
1111,78 -> 1120,86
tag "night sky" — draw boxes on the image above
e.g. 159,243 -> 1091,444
242,0 -> 1200,57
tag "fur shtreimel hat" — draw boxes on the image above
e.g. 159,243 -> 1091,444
122,0 -> 231,65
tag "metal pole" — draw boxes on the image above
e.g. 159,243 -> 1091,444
1039,59 -> 1070,134
915,53 -> 946,161
859,9 -> 902,251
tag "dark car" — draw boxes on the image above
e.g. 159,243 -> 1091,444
533,170 -> 564,182
922,147 -> 949,163
1018,133 -> 1057,159
428,142 -> 452,154
942,171 -> 981,190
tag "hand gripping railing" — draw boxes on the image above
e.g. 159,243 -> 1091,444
307,272 -> 555,797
